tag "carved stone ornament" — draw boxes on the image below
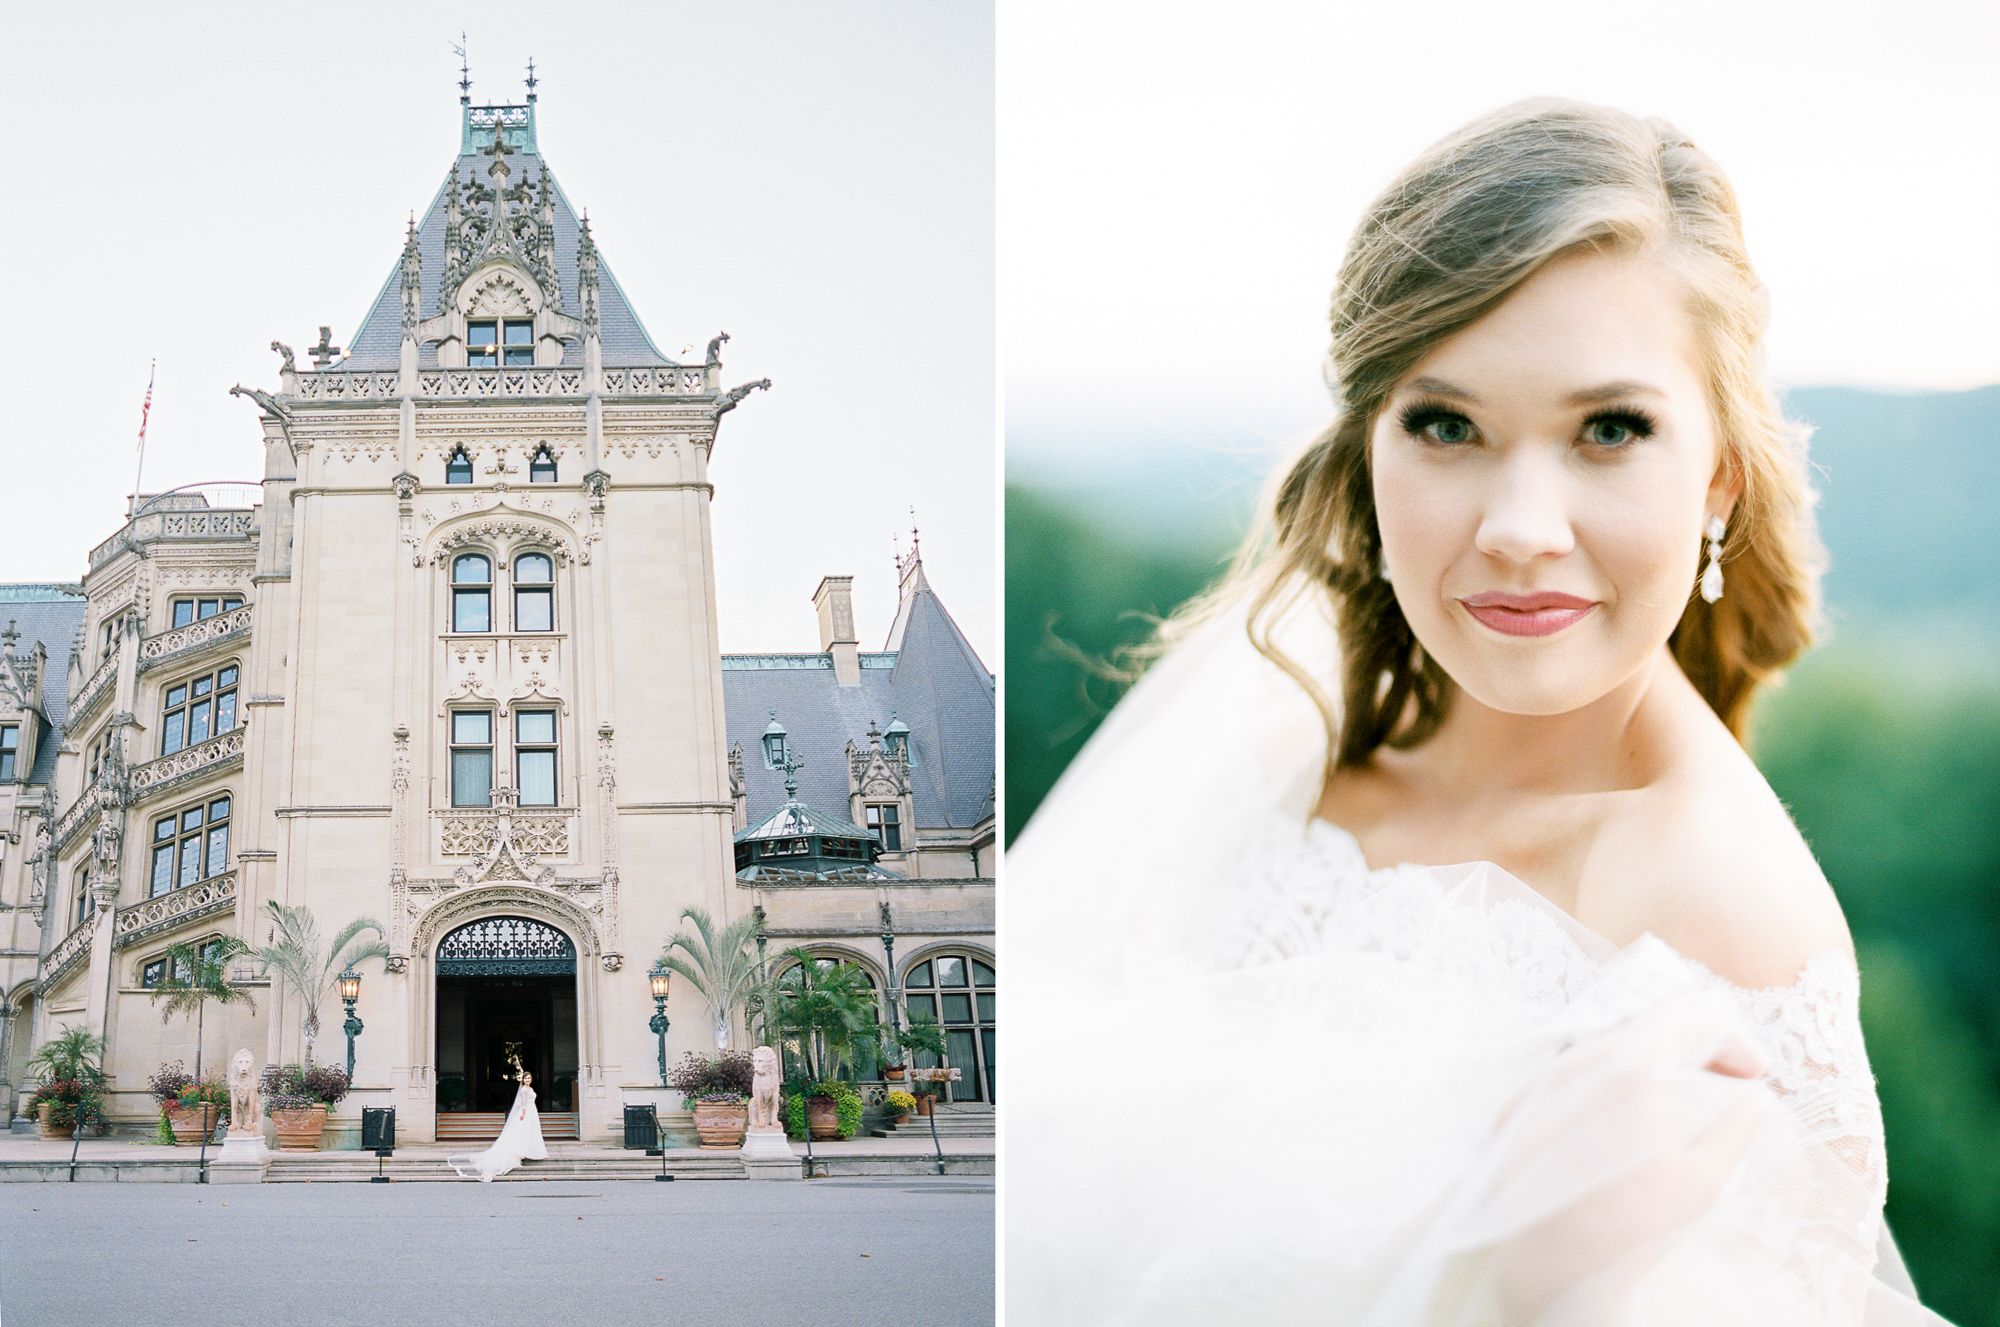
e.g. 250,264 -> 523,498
393,473 -> 420,503
437,673 -> 498,716
428,518 -> 576,568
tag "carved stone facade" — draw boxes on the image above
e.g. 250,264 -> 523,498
5,92 -> 996,1138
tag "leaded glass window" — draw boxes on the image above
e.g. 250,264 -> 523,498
435,916 -> 577,975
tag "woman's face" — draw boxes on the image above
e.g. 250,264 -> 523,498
1370,250 -> 1731,719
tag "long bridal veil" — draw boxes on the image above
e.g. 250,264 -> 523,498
447,1079 -> 548,1182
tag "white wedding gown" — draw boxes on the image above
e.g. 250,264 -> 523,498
447,1081 -> 547,1182
1007,597 -> 1953,1326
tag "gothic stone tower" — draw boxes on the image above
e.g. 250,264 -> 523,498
31,94 -> 765,1144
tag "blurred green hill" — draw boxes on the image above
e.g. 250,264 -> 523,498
1008,384 -> 2000,1321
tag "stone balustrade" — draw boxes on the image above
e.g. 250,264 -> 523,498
136,603 -> 253,675
290,363 -> 714,404
115,871 -> 237,950
68,647 -> 119,725
39,915 -> 96,993
129,726 -> 245,800
51,776 -> 114,852
89,508 -> 258,572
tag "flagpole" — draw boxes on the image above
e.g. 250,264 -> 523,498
134,360 -> 155,519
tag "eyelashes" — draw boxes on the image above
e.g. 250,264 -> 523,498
1395,399 -> 1659,449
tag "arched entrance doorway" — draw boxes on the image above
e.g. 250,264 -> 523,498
434,916 -> 579,1139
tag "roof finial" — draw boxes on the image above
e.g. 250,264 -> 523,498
525,57 -> 537,102
2,620 -> 18,652
454,33 -> 471,105
908,507 -> 922,561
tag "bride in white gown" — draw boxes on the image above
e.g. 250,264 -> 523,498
447,1059 -> 547,1183
1007,100 -> 1953,1325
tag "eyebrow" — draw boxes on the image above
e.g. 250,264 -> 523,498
1400,376 -> 1668,407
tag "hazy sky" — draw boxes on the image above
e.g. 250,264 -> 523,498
1004,0 -> 2000,458
3,3 -> 994,663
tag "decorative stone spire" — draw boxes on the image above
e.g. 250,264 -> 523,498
578,213 -> 600,332
400,214 -> 423,333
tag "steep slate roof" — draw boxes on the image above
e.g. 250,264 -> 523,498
341,103 -> 671,371
0,584 -> 88,785
722,566 -> 994,835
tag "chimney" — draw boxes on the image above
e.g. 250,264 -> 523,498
813,575 -> 860,687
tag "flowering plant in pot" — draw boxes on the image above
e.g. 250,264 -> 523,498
885,1089 -> 917,1120
26,1025 -> 108,1138
261,1062 -> 349,1151
666,1050 -> 755,1149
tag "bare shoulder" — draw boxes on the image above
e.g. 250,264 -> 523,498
1578,738 -> 1853,990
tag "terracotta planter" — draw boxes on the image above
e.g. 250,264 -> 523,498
882,1066 -> 907,1082
693,1101 -> 750,1150
806,1096 -> 841,1140
169,1102 -> 223,1145
913,1093 -> 934,1117
37,1101 -> 75,1140
271,1104 -> 329,1151
887,1110 -> 911,1126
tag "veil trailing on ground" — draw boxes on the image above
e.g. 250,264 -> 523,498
1006,593 -> 1951,1326
447,1078 -> 547,1183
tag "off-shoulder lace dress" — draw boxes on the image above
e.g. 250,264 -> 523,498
1012,813 -> 1926,1326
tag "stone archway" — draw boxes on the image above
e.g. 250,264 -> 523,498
405,886 -> 606,1141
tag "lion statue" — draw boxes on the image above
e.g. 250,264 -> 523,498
748,1045 -> 782,1130
226,1048 -> 260,1136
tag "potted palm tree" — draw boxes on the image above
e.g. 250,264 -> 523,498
253,902 -> 388,1067
762,948 -> 875,1140
896,1014 -> 949,1114
658,906 -> 765,1054
25,1025 -> 107,1140
146,935 -> 256,1092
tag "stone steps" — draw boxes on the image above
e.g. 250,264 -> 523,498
264,1150 -> 744,1182
869,1109 -> 995,1140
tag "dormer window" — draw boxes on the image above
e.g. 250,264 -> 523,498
469,318 -> 534,367
446,449 -> 474,485
529,446 -> 557,483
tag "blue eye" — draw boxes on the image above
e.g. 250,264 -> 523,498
1582,410 -> 1656,448
1399,405 -> 1476,446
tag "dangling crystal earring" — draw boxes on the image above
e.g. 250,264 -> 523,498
1699,515 -> 1726,603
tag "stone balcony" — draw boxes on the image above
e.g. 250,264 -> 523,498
129,726 -> 245,804
136,603 -> 253,677
114,871 -> 237,951
289,363 -> 716,404
67,646 -> 119,727
88,507 -> 258,572
38,913 -> 96,994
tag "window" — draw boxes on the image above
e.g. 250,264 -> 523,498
468,318 -> 534,367
446,448 -> 474,484
75,869 -> 92,926
0,725 -> 16,781
141,939 -> 223,988
170,596 -> 243,629
161,664 -> 240,756
149,795 -> 231,896
451,555 -> 491,632
865,803 -> 902,851
515,710 -> 557,806
87,730 -> 106,784
903,952 -> 996,1104
451,710 -> 494,807
529,446 -> 557,483
513,553 -> 553,631
141,957 -> 168,988
100,618 -> 118,664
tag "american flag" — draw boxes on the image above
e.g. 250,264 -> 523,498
138,361 -> 155,447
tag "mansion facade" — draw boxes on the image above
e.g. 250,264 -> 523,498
0,96 -> 993,1144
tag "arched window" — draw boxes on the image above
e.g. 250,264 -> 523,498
903,951 -> 995,1104
451,554 -> 491,632
513,553 -> 553,631
529,446 -> 557,483
445,448 -> 473,485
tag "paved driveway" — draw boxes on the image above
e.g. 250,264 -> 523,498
0,1175 -> 994,1325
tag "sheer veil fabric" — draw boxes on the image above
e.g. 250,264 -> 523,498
447,1080 -> 548,1182
1007,597 -> 1952,1325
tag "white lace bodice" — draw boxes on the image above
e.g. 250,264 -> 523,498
1197,813 -> 1890,1324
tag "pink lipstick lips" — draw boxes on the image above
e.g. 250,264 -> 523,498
1458,591 -> 1596,638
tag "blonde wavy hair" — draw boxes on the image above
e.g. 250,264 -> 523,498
1181,99 -> 1821,773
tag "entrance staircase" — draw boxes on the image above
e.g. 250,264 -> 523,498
435,1112 -> 579,1143
263,1144 -> 744,1183
870,1103 -> 995,1139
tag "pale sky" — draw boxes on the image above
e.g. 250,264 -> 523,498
2,2 -> 995,664
1003,0 -> 2000,457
